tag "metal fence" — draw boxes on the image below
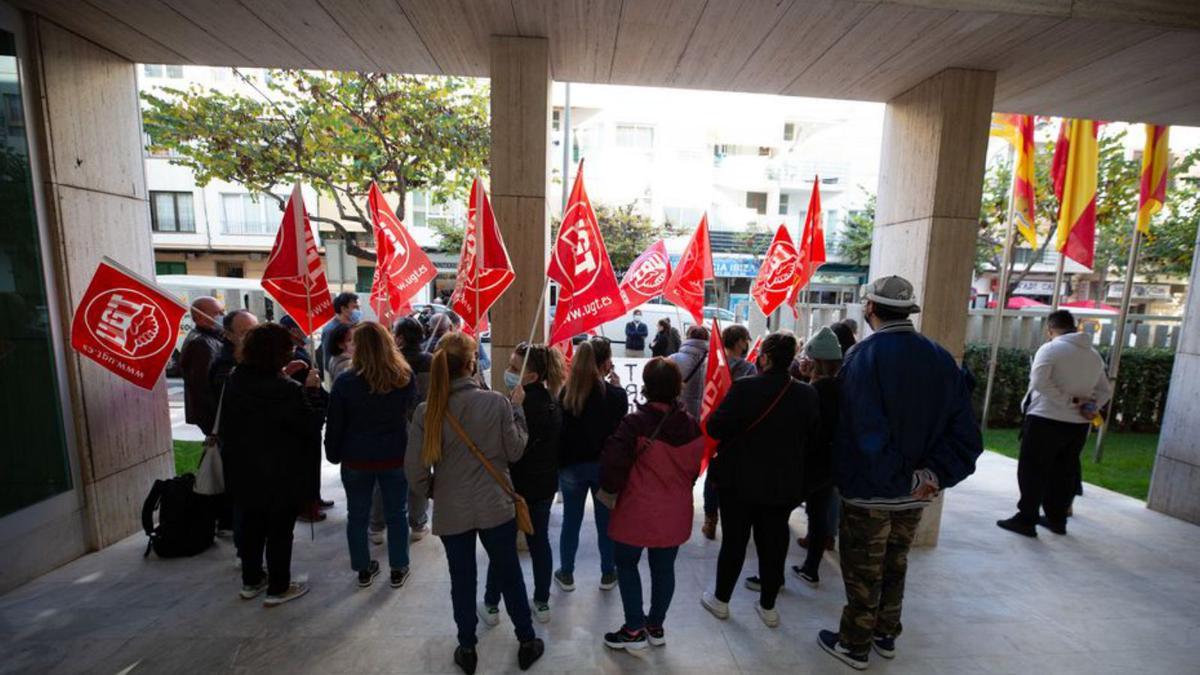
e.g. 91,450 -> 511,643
964,309 -> 1182,350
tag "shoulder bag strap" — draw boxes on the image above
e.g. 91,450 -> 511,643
211,384 -> 226,436
743,380 -> 791,436
682,349 -> 708,384
444,411 -> 519,502
638,407 -> 673,455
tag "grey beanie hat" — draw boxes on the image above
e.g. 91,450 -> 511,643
804,327 -> 843,361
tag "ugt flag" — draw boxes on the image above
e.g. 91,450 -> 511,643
548,162 -> 626,345
699,317 -> 732,473
367,182 -> 437,325
1052,119 -> 1099,269
261,183 -> 334,334
663,214 -> 714,326
746,335 -> 763,366
450,178 -> 515,334
750,224 -> 799,317
70,257 -> 188,390
787,181 -> 826,314
619,240 -> 672,311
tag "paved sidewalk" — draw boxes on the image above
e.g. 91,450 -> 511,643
1,451 -> 1198,674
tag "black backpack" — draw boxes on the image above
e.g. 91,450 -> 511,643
141,474 -> 215,558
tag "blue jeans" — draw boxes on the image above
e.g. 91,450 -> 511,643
442,519 -> 535,648
558,462 -> 614,575
614,541 -> 679,630
342,466 -> 410,572
486,497 -> 553,605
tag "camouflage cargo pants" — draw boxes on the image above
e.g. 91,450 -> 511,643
837,502 -> 923,652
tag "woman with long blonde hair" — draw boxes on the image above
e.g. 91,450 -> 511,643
324,322 -> 414,589
404,331 -> 544,674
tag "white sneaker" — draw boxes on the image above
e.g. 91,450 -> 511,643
263,582 -> 309,607
701,591 -> 729,620
409,525 -> 429,542
532,598 -> 551,624
478,602 -> 501,627
369,530 -> 385,546
756,603 -> 780,628
239,579 -> 268,600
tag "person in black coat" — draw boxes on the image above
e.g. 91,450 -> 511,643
701,331 -> 820,628
219,322 -> 328,607
650,318 -> 681,357
483,343 -> 564,623
390,316 -> 435,539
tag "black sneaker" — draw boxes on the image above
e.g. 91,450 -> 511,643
358,560 -> 381,588
390,567 -> 410,588
604,626 -> 648,651
554,569 -> 575,592
599,572 -> 619,591
453,646 -> 477,675
1037,516 -> 1067,535
791,565 -> 819,586
646,625 -> 665,646
872,633 -> 896,659
517,638 -> 545,670
996,516 -> 1037,537
817,629 -> 868,670
744,576 -> 762,592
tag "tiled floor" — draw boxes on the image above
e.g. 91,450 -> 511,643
2,451 -> 1198,674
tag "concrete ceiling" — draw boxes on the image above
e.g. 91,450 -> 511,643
15,0 -> 1200,125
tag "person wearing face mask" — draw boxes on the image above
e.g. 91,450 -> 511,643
480,344 -> 563,626
320,292 -> 361,371
623,310 -> 648,357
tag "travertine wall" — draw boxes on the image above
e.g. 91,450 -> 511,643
487,36 -> 551,390
871,68 -> 996,546
31,18 -> 172,548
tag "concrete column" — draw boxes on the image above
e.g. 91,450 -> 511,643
1147,224 -> 1200,524
870,68 -> 996,546
488,36 -> 551,391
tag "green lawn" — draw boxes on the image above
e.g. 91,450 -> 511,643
174,440 -> 204,476
983,428 -> 1158,501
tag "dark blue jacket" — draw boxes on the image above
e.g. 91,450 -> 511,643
624,319 -> 648,350
833,321 -> 982,500
325,371 -> 414,465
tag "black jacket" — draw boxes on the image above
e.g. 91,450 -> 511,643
401,346 -> 433,422
651,327 -> 681,357
510,383 -> 563,502
325,371 -> 413,465
559,381 -> 628,467
706,370 -> 820,507
219,366 -> 328,511
808,377 -> 840,493
180,326 -> 223,435
208,339 -> 236,399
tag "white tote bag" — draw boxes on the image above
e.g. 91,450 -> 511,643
194,386 -> 226,496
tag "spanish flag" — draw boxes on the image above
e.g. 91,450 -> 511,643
1137,124 -> 1170,235
1051,119 -> 1099,269
989,113 -> 1038,249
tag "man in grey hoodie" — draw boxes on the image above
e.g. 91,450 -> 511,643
998,310 -> 1112,537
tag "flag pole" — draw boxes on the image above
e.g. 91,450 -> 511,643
517,198 -> 557,384
1050,250 -> 1067,311
981,144 -> 1020,430
474,174 -> 484,335
1093,220 -> 1142,462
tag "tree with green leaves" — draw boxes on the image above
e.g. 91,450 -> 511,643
837,192 -> 875,267
141,69 -> 490,260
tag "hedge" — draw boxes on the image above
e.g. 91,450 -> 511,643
963,343 -> 1174,432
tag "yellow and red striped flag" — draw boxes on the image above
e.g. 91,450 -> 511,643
989,113 -> 1038,249
1137,124 -> 1170,235
1051,119 -> 1099,269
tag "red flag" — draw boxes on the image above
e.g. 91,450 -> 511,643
261,184 -> 335,334
367,182 -> 437,325
787,181 -> 826,315
663,214 -> 714,326
619,240 -> 672,311
750,224 -> 799,317
699,317 -> 732,473
554,339 -> 574,367
745,335 -> 763,366
450,178 -> 515,333
548,162 -> 627,345
70,257 -> 188,390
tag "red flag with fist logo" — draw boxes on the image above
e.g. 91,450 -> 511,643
70,257 -> 188,390
663,214 -> 713,326
619,239 -> 672,311
367,182 -> 437,325
699,317 -> 732,473
786,181 -> 826,315
261,184 -> 335,334
548,162 -> 626,345
450,178 -> 514,334
750,224 -> 799,317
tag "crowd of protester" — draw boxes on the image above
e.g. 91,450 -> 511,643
177,277 -> 989,673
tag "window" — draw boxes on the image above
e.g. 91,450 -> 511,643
221,193 -> 282,235
165,64 -> 183,78
155,261 -> 186,276
758,146 -> 773,157
778,193 -> 789,215
552,109 -> 561,132
142,64 -> 183,78
150,191 -> 195,232
615,123 -> 654,151
216,261 -> 244,278
746,191 -> 767,215
783,122 -> 795,141
356,266 -> 375,293
143,64 -> 162,77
